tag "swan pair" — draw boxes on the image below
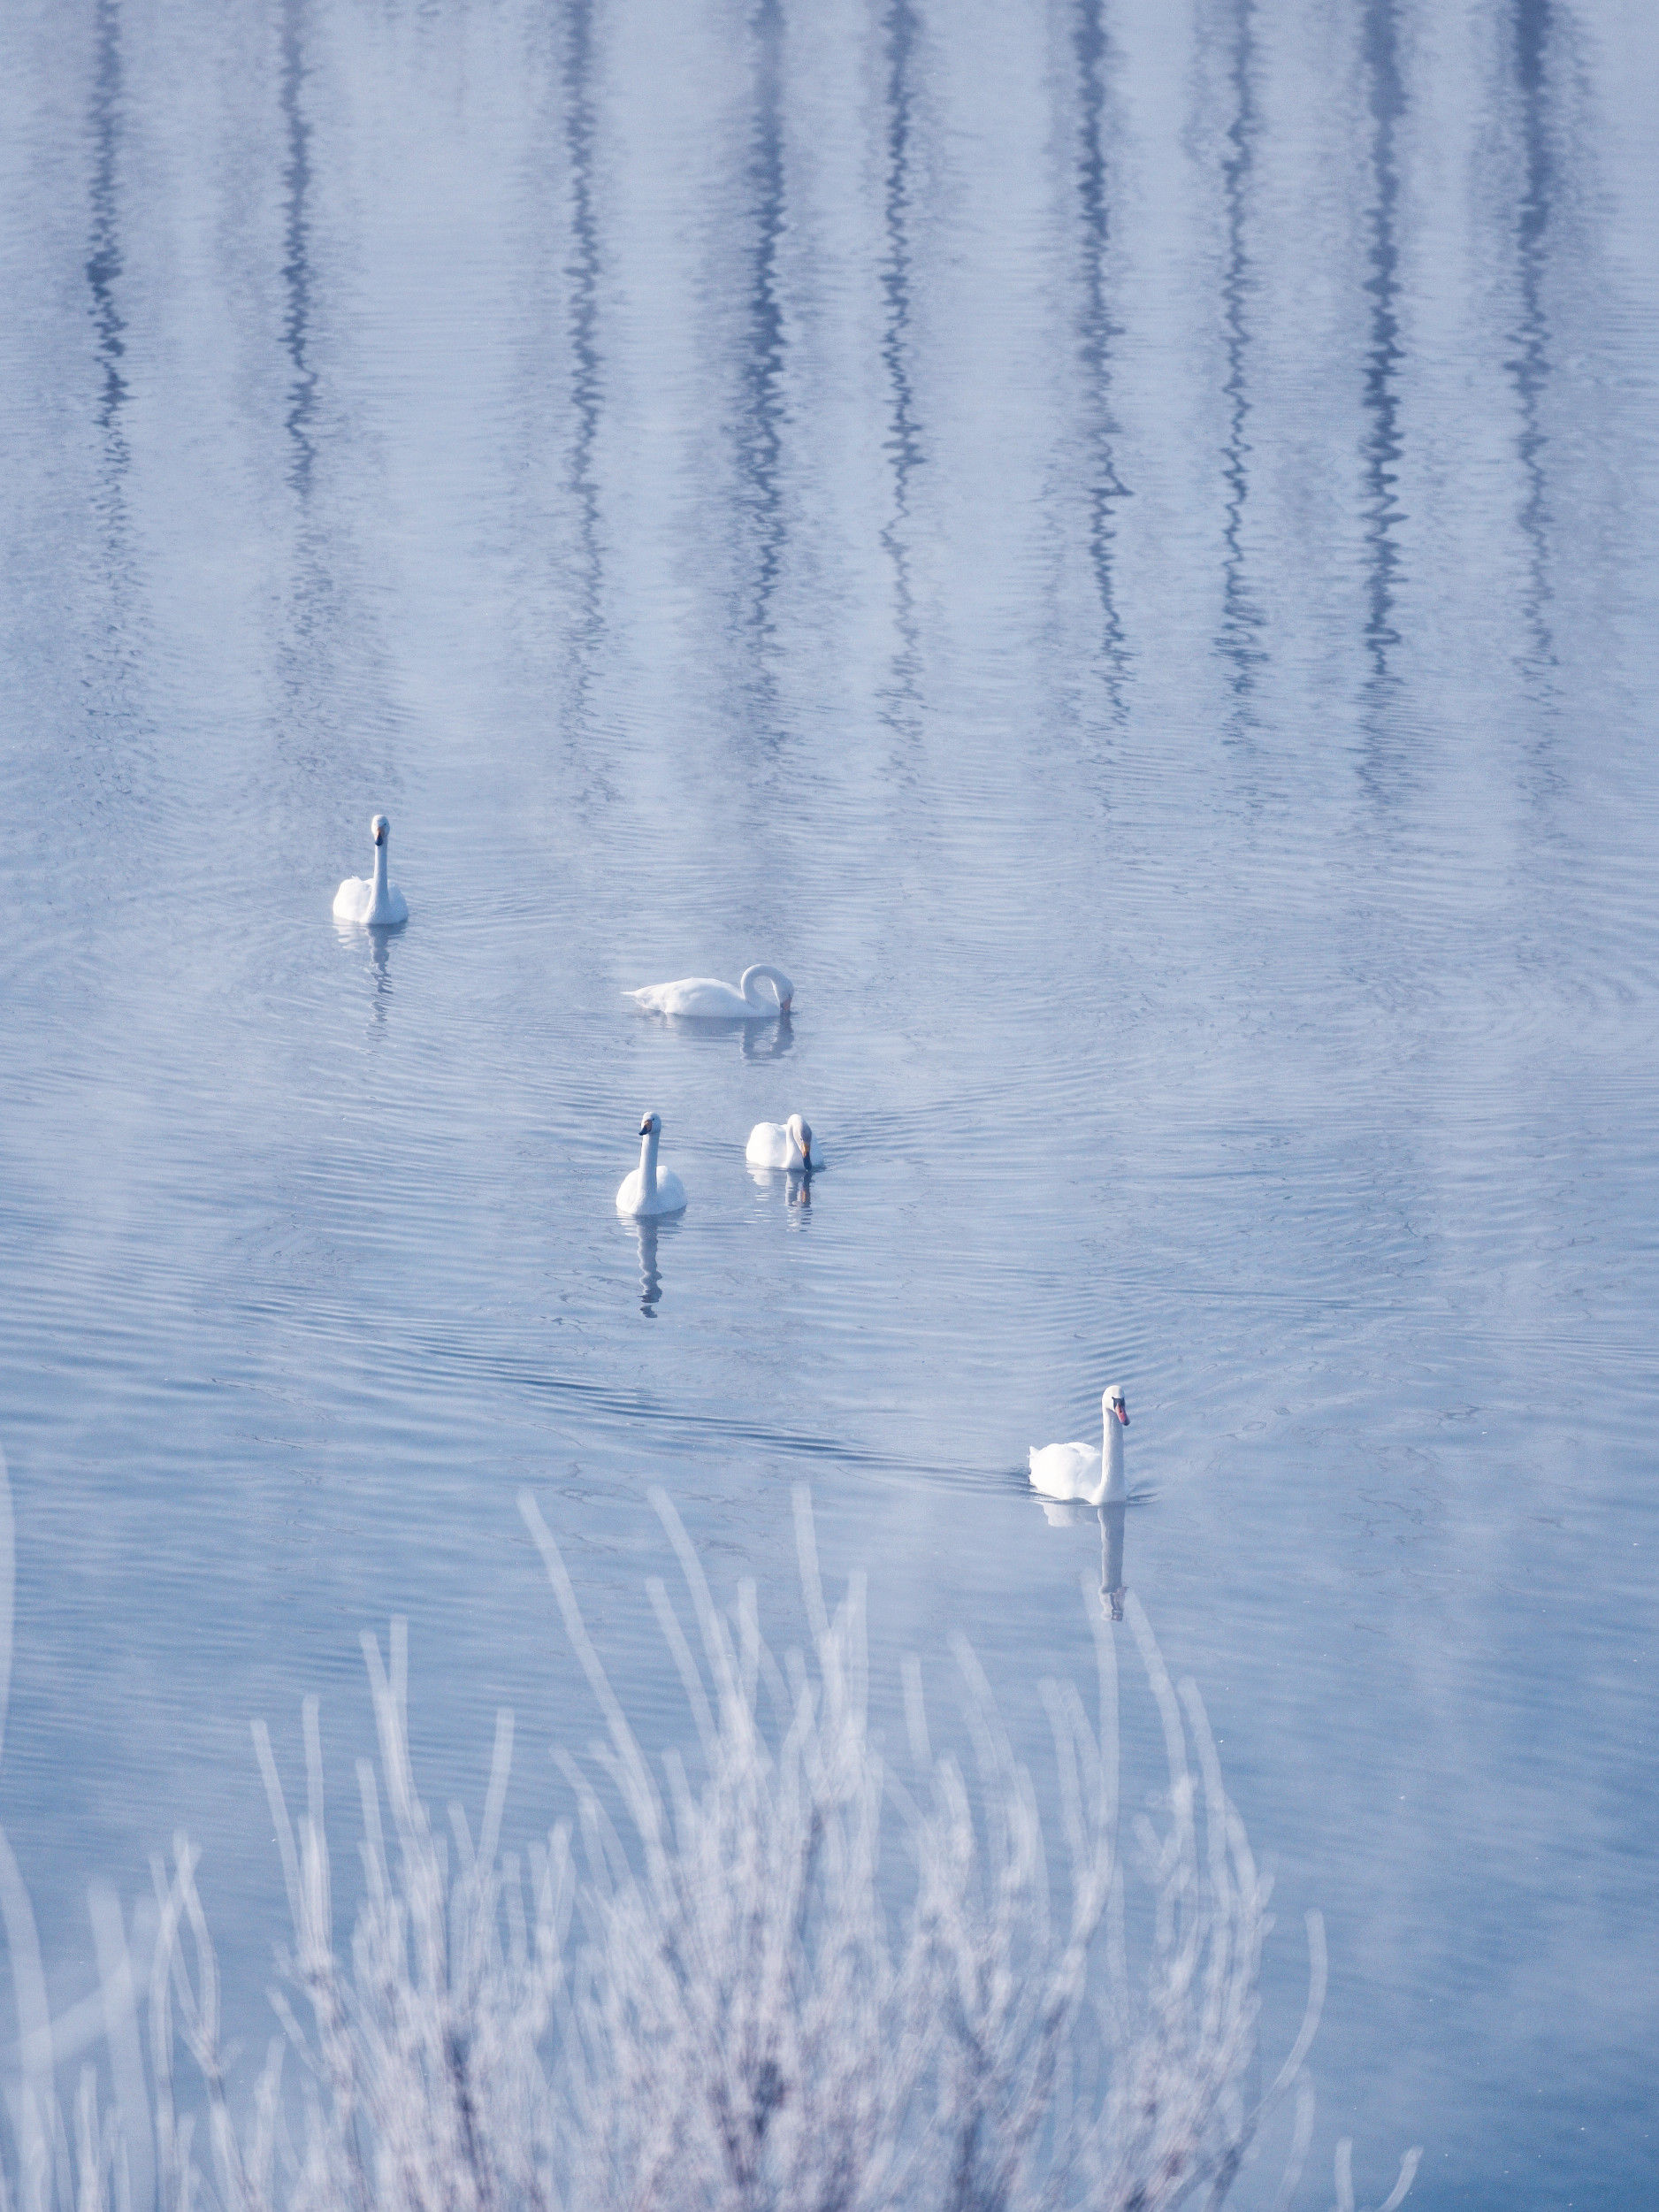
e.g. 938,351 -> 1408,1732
615,1110 -> 814,1217
333,816 -> 409,927
1028,1384 -> 1129,1506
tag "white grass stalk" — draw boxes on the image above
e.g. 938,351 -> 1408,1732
0,1492 -> 1417,2212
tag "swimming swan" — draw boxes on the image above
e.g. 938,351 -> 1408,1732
745,1114 -> 813,1170
333,815 -> 409,926
616,1112 -> 687,1217
624,965 -> 793,1018
1028,1384 -> 1129,1505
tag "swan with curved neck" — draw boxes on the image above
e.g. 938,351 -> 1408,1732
745,1114 -> 813,1171
615,1112 -> 687,1218
624,964 -> 793,1019
1028,1385 -> 1129,1506
333,815 -> 409,926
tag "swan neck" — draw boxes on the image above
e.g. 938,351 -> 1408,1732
368,839 -> 391,921
1099,1410 -> 1127,1502
741,964 -> 788,1011
638,1126 -> 659,1200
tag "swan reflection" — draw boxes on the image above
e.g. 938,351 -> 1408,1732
333,917 -> 398,1021
628,1007 -> 794,1059
1038,1499 -> 1128,1622
631,1215 -> 670,1316
747,1155 -> 816,1225
743,1010 -> 794,1059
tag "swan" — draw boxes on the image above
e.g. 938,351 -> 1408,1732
624,965 -> 793,1018
1028,1385 -> 1129,1505
333,815 -> 409,926
745,1114 -> 813,1171
615,1112 -> 687,1218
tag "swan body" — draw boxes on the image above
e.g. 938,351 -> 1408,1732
616,1112 -> 687,1218
333,815 -> 409,926
745,1114 -> 813,1171
1028,1385 -> 1129,1505
625,964 -> 793,1018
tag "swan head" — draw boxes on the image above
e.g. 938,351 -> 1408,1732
786,1113 -> 813,1167
639,1111 -> 661,1138
371,814 -> 390,846
1105,1384 -> 1129,1427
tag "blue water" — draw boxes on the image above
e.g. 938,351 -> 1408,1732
1,1 -> 1655,2204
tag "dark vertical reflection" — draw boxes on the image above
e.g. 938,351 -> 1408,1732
280,0 -> 317,496
1215,0 -> 1263,733
562,0 -> 605,732
83,0 -> 141,797
1073,0 -> 1129,715
1357,0 -> 1406,779
1507,0 -> 1556,686
877,0 -> 922,740
737,0 -> 787,677
86,0 -> 128,467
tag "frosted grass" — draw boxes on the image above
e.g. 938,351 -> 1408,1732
0,1487 -> 1419,2212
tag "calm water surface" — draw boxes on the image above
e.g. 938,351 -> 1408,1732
1,1 -> 1655,2205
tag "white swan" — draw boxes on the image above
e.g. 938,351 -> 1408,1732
745,1114 -> 813,1170
333,815 -> 409,926
615,1112 -> 687,1218
624,964 -> 793,1018
1028,1385 -> 1129,1505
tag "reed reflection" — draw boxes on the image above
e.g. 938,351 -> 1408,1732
280,0 -> 317,497
1212,0 -> 1264,737
1072,0 -> 1130,714
87,0 -> 127,459
562,0 -> 605,731
877,0 -> 923,742
84,0 -> 140,769
1507,0 -> 1557,690
736,0 -> 787,675
1357,0 -> 1407,785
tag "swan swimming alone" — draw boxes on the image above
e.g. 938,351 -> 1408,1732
745,1114 -> 813,1171
615,1112 -> 687,1218
624,964 -> 793,1018
333,815 -> 409,926
1028,1384 -> 1129,1506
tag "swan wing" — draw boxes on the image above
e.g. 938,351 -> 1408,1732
333,876 -> 371,921
654,1169 -> 687,1213
618,1168 -> 687,1217
1028,1442 -> 1101,1502
745,1122 -> 786,1167
383,884 -> 409,925
626,976 -> 746,1017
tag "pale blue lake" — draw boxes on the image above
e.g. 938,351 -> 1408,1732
0,1 -> 1655,2204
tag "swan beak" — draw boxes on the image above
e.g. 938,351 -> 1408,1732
1115,1404 -> 1129,1426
